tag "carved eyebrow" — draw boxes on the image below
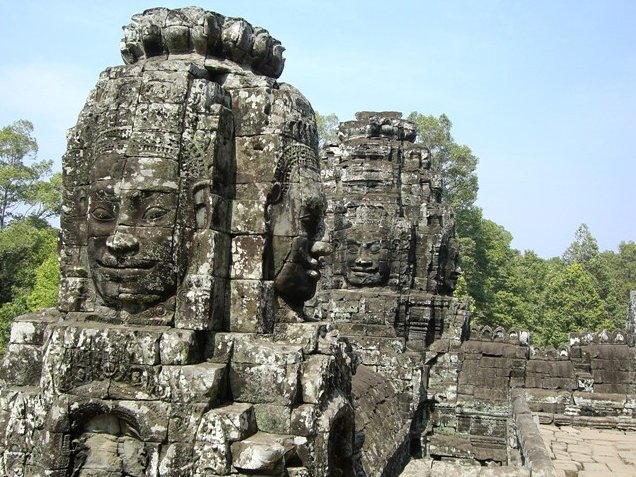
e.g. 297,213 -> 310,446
91,189 -> 117,200
121,183 -> 178,192
136,187 -> 178,194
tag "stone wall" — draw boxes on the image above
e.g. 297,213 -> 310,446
424,324 -> 636,466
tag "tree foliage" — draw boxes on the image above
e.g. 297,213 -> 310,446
315,112 -> 339,147
0,121 -> 61,353
563,223 -> 599,265
0,218 -> 59,352
0,120 -> 61,227
540,262 -> 609,346
407,112 -> 479,212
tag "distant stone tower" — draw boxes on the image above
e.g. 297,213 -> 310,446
311,111 -> 466,349
308,112 -> 470,474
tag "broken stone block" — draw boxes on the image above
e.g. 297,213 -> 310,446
199,403 -> 257,443
231,432 -> 295,475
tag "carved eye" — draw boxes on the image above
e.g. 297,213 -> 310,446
143,206 -> 169,222
347,243 -> 359,254
300,214 -> 319,235
369,242 -> 382,253
90,206 -> 115,221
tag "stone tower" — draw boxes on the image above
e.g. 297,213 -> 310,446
0,8 -> 354,477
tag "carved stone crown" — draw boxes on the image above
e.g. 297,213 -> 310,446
337,111 -> 417,142
120,7 -> 286,78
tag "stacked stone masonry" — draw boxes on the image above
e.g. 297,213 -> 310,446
0,7 -> 635,477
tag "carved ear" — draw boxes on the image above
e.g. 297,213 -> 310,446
192,180 -> 211,229
268,182 -> 283,204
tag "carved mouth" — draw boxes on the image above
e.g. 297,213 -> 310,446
350,267 -> 378,275
94,258 -> 156,280
96,256 -> 155,269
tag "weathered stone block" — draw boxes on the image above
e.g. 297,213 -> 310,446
198,403 -> 257,443
168,403 -> 207,442
158,363 -> 226,404
231,432 -> 294,475
231,87 -> 274,137
254,403 -> 292,434
235,134 -> 283,184
291,404 -> 318,437
228,279 -> 269,333
0,344 -> 42,386
274,322 -> 332,355
9,312 -> 58,345
31,430 -> 70,470
175,276 -> 227,331
159,329 -> 199,365
193,439 -> 231,476
231,199 -> 267,235
159,442 -> 196,477
231,235 -> 266,279
232,337 -> 303,365
301,355 -> 336,405
230,361 -> 300,406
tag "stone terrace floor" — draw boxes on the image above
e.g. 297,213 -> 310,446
539,424 -> 636,477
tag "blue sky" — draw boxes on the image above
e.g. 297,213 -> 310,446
1,1 -> 635,258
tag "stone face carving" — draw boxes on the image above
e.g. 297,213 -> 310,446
87,155 -> 180,314
8,7 -> 632,477
308,112 -> 471,474
342,222 -> 392,287
266,143 -> 329,307
71,414 -> 147,476
0,7 -> 354,477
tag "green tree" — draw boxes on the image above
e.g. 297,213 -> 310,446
0,218 -> 58,305
492,250 -> 552,332
407,112 -> 479,212
0,120 -> 61,227
26,254 -> 60,311
561,224 -> 628,328
540,262 -> 609,346
616,241 -> 636,293
455,207 -> 517,325
0,218 -> 59,353
315,112 -> 340,147
562,223 -> 599,266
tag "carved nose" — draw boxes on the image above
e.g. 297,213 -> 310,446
355,255 -> 373,267
106,230 -> 139,256
310,240 -> 332,258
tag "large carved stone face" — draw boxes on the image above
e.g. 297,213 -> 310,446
87,154 -> 179,313
343,225 -> 390,287
270,164 -> 328,306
